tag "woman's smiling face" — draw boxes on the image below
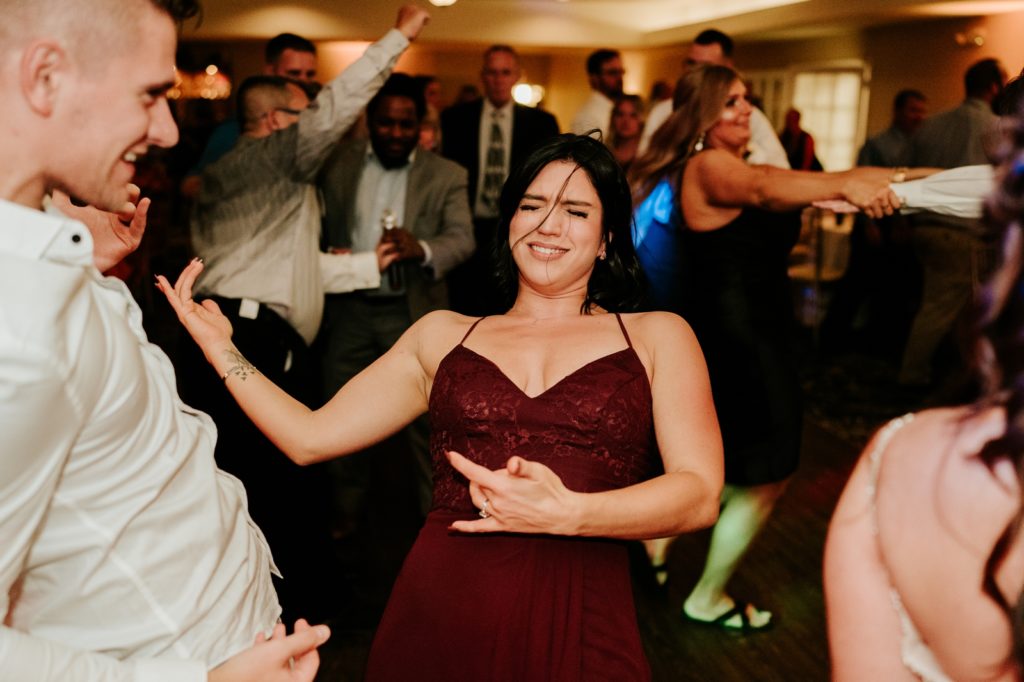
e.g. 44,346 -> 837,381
705,79 -> 753,154
509,160 -> 606,295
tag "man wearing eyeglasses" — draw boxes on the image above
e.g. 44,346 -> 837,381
571,49 -> 625,138
182,5 -> 430,626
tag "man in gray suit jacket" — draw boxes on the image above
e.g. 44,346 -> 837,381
319,73 -> 474,539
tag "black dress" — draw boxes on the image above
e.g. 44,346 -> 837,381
681,207 -> 803,486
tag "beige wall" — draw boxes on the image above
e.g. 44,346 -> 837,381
862,14 -> 1024,136
181,10 -> 1024,143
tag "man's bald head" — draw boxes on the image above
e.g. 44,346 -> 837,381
237,75 -> 309,136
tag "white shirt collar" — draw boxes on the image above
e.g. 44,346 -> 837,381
0,197 -> 93,267
482,98 -> 514,120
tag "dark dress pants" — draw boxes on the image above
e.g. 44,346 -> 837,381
175,296 -> 344,625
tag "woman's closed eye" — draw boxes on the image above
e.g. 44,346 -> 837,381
568,209 -> 589,219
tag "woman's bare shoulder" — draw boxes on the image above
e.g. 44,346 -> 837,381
620,310 -> 691,332
406,310 -> 488,366
882,405 -> 1006,479
878,406 -> 1010,517
619,311 -> 703,367
619,311 -> 696,346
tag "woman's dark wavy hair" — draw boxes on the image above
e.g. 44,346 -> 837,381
967,74 -> 1024,673
491,133 -> 645,313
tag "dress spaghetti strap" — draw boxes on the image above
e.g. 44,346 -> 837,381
864,413 -> 950,682
614,313 -> 634,349
460,317 -> 487,345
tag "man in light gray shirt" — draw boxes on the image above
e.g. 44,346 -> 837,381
899,58 -> 1005,386
183,6 -> 430,624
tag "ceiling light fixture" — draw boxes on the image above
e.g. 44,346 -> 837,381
428,0 -> 457,6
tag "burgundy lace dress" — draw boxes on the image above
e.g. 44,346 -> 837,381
364,314 -> 655,681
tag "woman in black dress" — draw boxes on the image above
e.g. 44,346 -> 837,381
628,64 -> 929,630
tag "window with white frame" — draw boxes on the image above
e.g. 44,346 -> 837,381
789,64 -> 869,171
745,63 -> 869,171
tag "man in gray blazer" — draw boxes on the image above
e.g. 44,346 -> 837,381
319,73 -> 474,539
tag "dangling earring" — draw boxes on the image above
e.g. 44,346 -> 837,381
693,132 -> 706,153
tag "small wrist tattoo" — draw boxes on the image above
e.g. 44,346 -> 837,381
220,349 -> 259,382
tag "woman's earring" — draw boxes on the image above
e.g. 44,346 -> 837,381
598,251 -> 607,261
693,132 -> 705,153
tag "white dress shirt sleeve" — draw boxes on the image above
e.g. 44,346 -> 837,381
747,107 -> 790,169
638,99 -> 672,154
0,346 -> 206,682
571,93 -> 612,137
290,28 -> 410,182
419,240 -> 434,270
319,251 -> 381,293
1,626 -> 206,682
895,165 -> 994,219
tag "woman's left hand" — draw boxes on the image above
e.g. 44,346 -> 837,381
156,258 -> 235,363
446,451 -> 581,535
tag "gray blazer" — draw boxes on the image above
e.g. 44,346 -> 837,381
320,139 -> 475,320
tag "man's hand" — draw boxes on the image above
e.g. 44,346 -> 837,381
386,227 -> 426,263
51,185 -> 149,273
207,619 -> 329,682
374,239 -> 401,272
840,168 -> 901,220
395,5 -> 430,41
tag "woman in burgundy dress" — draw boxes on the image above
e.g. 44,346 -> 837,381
159,135 -> 724,680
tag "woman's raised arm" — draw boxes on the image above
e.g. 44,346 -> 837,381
157,259 -> 432,465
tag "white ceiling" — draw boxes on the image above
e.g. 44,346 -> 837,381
188,0 -> 1024,47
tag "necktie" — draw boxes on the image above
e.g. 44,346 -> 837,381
480,110 -> 505,217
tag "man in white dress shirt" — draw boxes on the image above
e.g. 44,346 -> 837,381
0,0 -> 332,679
639,29 -> 789,169
571,49 -> 625,138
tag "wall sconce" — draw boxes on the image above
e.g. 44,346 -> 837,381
955,27 -> 986,47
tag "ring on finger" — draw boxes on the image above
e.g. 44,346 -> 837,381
479,498 -> 491,519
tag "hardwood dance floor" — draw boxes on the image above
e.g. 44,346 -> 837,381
313,350 -> 927,681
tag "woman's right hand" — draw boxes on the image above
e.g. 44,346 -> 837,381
156,258 -> 234,362
840,167 -> 901,219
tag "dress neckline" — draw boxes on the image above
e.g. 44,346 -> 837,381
453,344 -> 638,400
446,312 -> 641,400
